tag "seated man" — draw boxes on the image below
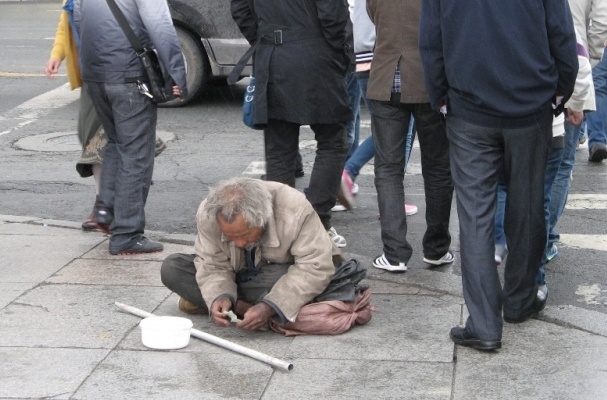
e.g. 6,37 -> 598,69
161,177 -> 346,330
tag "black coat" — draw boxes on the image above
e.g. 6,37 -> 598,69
231,0 -> 351,126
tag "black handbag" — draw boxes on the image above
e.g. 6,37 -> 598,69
106,0 -> 170,103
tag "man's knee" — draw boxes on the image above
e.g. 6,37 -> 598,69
160,253 -> 195,289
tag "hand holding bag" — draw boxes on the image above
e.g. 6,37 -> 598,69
106,0 -> 171,104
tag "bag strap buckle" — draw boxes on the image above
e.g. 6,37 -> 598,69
273,30 -> 283,45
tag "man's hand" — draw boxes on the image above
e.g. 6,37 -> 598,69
210,296 -> 233,327
45,59 -> 61,78
172,85 -> 184,100
236,302 -> 276,331
567,110 -> 584,126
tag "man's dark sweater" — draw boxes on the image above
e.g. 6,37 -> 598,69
419,0 -> 578,128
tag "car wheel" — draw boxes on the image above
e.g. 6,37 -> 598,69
159,26 -> 210,108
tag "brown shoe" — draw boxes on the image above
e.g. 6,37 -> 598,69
178,297 -> 208,315
81,214 -> 101,231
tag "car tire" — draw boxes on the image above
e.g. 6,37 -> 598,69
159,26 -> 210,108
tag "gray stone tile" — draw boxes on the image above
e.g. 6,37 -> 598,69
0,347 -> 108,399
0,214 -> 41,223
287,294 -> 460,362
453,319 -> 607,399
364,267 -> 463,297
540,304 -> 607,337
81,241 -> 193,260
0,232 -> 105,283
118,293 -> 295,361
263,359 -> 453,400
73,350 -> 272,400
0,284 -> 170,348
0,282 -> 34,309
0,222 -> 94,236
364,277 -> 422,295
47,258 -> 165,286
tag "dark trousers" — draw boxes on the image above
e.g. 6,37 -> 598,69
446,112 -> 552,340
264,119 -> 348,230
85,81 -> 157,251
160,253 -> 290,308
370,97 -> 453,264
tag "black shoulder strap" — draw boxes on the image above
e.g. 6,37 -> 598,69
106,0 -> 144,54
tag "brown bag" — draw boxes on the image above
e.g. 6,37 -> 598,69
269,289 -> 375,336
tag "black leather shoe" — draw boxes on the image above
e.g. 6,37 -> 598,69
503,296 -> 547,324
110,237 -> 163,255
449,326 -> 501,351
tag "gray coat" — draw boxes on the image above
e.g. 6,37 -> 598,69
74,0 -> 187,95
231,0 -> 351,125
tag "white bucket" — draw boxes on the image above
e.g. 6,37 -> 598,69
139,316 -> 193,350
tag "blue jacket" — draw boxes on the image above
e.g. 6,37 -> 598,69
419,0 -> 578,128
74,0 -> 187,95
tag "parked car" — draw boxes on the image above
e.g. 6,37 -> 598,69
163,0 -> 251,107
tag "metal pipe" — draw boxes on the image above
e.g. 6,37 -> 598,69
115,302 -> 294,372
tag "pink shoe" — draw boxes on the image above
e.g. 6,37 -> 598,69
336,170 -> 355,210
404,203 -> 418,216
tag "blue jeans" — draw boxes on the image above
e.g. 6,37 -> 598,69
586,54 -> 607,149
85,81 -> 157,251
548,117 -> 582,248
371,96 -> 452,263
345,72 -> 362,160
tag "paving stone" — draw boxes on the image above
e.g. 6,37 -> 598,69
73,350 -> 272,400
0,347 -> 108,399
264,359 -> 453,400
287,294 -> 459,363
453,319 -> 607,399
541,304 -> 607,337
0,284 -> 170,348
47,258 -> 165,286
0,282 -> 34,309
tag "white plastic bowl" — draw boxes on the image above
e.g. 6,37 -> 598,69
139,316 -> 193,350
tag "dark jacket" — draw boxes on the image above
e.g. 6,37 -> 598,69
419,0 -> 578,128
231,0 -> 351,125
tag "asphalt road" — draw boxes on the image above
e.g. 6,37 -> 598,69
1,2 -> 606,316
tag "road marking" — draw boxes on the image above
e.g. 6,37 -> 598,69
565,194 -> 607,209
575,284 -> 607,305
0,72 -> 64,78
0,83 -> 79,137
560,234 -> 607,252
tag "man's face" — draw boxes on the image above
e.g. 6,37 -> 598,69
216,213 -> 264,250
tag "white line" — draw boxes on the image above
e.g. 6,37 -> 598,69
0,83 -> 80,137
565,194 -> 607,210
560,234 -> 607,252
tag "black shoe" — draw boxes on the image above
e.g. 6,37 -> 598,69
449,326 -> 501,351
503,296 -> 547,324
110,237 -> 164,255
588,144 -> 607,162
295,169 -> 305,178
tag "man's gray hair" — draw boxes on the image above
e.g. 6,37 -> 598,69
204,177 -> 273,228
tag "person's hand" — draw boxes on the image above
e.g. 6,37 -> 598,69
234,299 -> 253,318
236,302 -> 276,331
172,85 -> 183,99
45,59 -> 61,78
567,110 -> 584,126
210,296 -> 233,327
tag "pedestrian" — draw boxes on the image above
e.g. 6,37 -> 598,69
420,0 -> 578,350
230,0 -> 352,248
160,177 -> 370,334
74,0 -> 187,255
366,0 -> 455,273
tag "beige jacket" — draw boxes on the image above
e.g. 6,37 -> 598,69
193,181 -> 340,322
568,0 -> 607,66
366,0 -> 429,103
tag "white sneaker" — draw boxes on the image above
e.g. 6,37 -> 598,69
372,254 -> 407,272
404,203 -> 418,216
537,284 -> 548,302
352,183 -> 359,195
331,202 -> 347,212
423,251 -> 455,266
327,227 -> 347,248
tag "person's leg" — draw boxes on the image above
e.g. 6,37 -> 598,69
494,175 -> 508,263
446,115 -> 503,341
307,122 -> 349,230
586,54 -> 607,162
264,119 -> 300,187
237,263 -> 291,305
405,117 -> 416,168
344,135 -> 375,181
502,110 -> 552,320
160,253 -> 206,308
371,96 -> 413,265
98,83 -> 156,251
542,143 -> 564,263
345,71 -> 361,160
414,104 -> 453,260
548,117 -> 582,248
